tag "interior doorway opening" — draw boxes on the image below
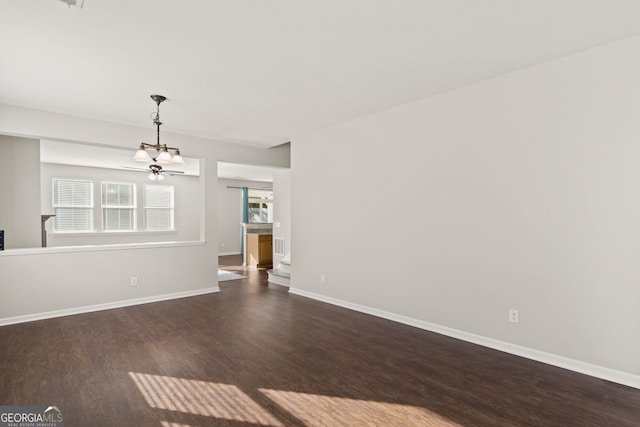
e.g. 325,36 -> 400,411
217,161 -> 290,285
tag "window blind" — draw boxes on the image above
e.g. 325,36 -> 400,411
144,185 -> 174,231
101,182 -> 136,231
52,179 -> 94,232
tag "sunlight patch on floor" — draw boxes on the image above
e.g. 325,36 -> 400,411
129,372 -> 282,426
129,371 -> 459,426
259,389 -> 461,427
160,423 -> 199,427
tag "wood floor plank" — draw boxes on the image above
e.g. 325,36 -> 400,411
0,254 -> 638,426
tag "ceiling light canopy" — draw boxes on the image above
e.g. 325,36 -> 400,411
59,0 -> 84,8
133,94 -> 185,167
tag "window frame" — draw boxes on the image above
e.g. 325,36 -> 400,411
101,181 -> 137,232
51,178 -> 95,233
143,184 -> 175,232
247,189 -> 273,224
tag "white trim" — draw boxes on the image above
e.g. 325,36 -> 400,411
0,240 -> 205,257
267,272 -> 290,287
0,287 -> 219,326
268,280 -> 290,289
51,230 -> 178,237
218,251 -> 241,256
289,287 -> 640,390
199,158 -> 207,241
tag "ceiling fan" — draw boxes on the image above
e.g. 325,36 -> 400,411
120,161 -> 185,181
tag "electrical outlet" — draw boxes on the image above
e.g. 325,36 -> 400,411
320,274 -> 326,284
509,309 -> 519,324
130,276 -> 138,286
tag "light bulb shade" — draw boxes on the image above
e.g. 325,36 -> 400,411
156,148 -> 172,164
157,173 -> 165,181
148,172 -> 157,181
134,145 -> 152,162
171,149 -> 184,164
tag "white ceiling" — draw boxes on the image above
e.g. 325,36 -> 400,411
2,1 -> 640,148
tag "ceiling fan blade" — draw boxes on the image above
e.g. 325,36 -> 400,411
119,165 -> 185,176
119,166 -> 149,172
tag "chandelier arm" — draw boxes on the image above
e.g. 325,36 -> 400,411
139,142 -> 180,150
140,142 -> 181,151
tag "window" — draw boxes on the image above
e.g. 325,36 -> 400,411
52,179 -> 94,232
248,189 -> 273,223
144,185 -> 174,231
248,202 -> 271,223
101,182 -> 136,231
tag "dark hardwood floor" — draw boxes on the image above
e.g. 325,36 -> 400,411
1,254 -> 639,426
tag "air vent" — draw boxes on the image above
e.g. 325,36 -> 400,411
274,238 -> 285,256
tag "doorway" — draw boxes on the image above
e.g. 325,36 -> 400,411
217,161 -> 290,282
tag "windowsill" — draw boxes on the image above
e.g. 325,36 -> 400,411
0,240 -> 205,256
51,230 -> 177,237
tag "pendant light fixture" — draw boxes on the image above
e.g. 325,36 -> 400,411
133,94 -> 185,166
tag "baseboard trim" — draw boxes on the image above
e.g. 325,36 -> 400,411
267,279 -> 290,288
0,287 -> 220,326
289,287 -> 640,390
267,272 -> 290,287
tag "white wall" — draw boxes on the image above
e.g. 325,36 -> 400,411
0,103 -> 289,321
272,169 -> 291,267
41,163 -> 201,246
291,36 -> 640,381
0,135 -> 41,249
217,178 -> 272,255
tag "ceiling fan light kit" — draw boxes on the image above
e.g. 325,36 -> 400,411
133,94 -> 185,180
148,164 -> 165,181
